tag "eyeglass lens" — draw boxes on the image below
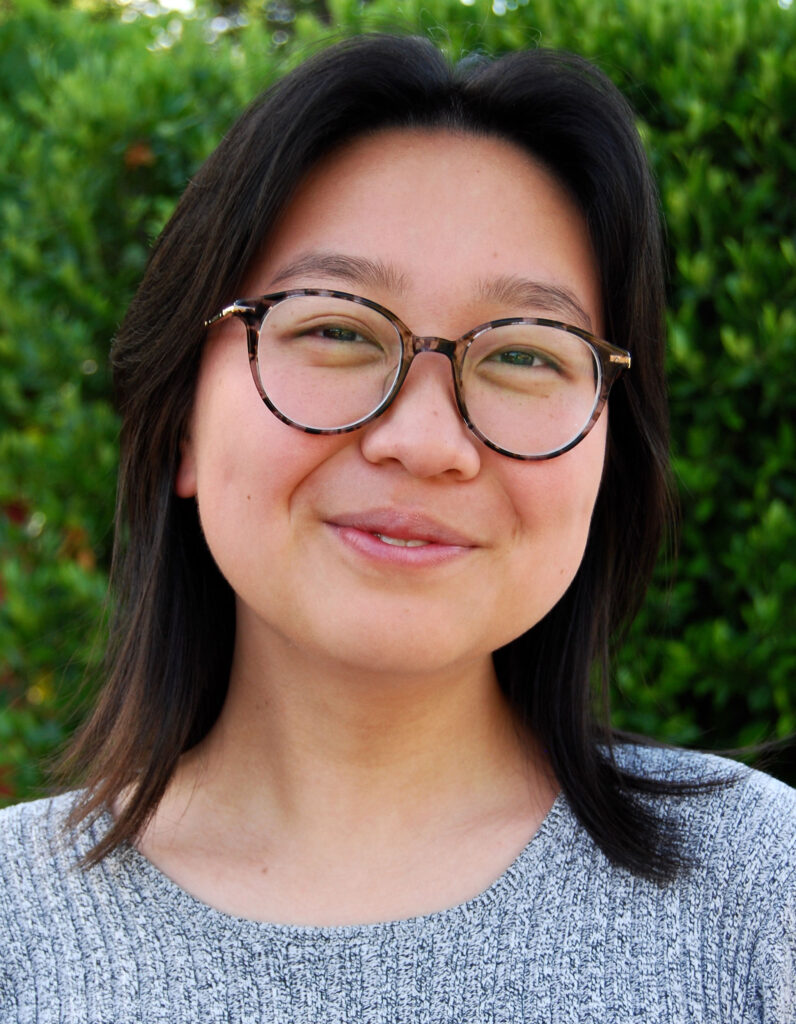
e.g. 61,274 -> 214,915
253,294 -> 601,458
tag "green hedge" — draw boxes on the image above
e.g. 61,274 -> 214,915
1,0 -> 794,803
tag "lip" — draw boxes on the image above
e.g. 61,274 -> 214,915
325,508 -> 478,566
327,509 -> 477,546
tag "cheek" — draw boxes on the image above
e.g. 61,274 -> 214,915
186,336 -> 291,507
509,419 -> 606,525
191,413 -> 299,535
186,357 -> 351,579
187,419 -> 303,612
500,420 -> 606,601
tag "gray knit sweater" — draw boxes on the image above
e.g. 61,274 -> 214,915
1,746 -> 794,1023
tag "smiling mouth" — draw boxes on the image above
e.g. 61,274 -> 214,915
327,509 -> 476,551
373,534 -> 431,548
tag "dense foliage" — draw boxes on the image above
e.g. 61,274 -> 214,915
1,0 -> 794,802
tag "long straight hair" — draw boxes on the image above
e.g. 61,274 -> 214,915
65,35 -> 697,879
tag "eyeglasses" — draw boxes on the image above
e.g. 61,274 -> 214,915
205,289 -> 631,460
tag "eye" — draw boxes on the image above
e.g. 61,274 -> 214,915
291,316 -> 385,350
316,324 -> 374,344
487,348 -> 559,369
482,346 -> 564,374
262,297 -> 403,372
271,314 -> 396,370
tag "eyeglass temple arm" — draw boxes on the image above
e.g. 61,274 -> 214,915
204,302 -> 257,328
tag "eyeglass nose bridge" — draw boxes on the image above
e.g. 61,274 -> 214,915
409,335 -> 458,357
391,333 -> 465,413
402,335 -> 463,399
396,335 -> 469,426
407,335 -> 460,366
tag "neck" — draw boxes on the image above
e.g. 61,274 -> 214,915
164,612 -> 554,851
139,613 -> 558,926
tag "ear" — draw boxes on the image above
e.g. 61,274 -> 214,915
174,435 -> 198,498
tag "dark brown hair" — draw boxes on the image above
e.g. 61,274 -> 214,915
65,35 -> 698,879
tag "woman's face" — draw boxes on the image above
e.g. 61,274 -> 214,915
177,130 -> 607,679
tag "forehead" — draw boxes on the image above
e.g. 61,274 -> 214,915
244,129 -> 602,334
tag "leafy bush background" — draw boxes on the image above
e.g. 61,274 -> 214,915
1,0 -> 794,803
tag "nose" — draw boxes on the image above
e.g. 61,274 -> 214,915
359,351 -> 481,479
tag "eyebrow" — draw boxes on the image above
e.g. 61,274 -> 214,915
267,251 -> 594,332
476,274 -> 594,332
267,252 -> 409,293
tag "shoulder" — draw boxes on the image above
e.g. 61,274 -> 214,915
0,790 -> 122,906
0,793 -> 122,1014
601,745 -> 796,1020
616,743 -> 796,874
618,745 -> 796,1014
0,792 -> 91,930
0,790 -> 89,871
0,792 -> 100,950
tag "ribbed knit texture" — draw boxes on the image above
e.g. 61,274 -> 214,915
1,746 -> 794,1023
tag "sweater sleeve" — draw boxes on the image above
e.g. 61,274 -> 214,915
0,970 -> 20,1023
742,856 -> 796,1022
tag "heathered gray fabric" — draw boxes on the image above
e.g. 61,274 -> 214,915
0,746 -> 794,1023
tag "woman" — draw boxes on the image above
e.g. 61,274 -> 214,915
1,34 -> 793,1023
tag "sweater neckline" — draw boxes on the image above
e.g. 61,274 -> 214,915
98,791 -> 570,939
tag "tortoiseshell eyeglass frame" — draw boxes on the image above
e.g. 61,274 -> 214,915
204,288 -> 631,461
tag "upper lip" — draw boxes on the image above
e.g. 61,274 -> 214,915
326,508 -> 478,547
